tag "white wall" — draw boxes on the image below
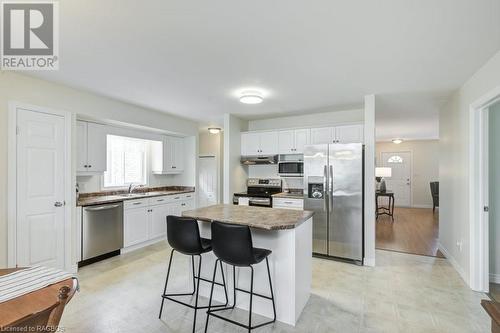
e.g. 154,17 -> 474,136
489,102 -> 500,280
223,114 -> 248,203
248,108 -> 364,131
439,49 -> 500,285
0,72 -> 199,268
376,140 -> 439,208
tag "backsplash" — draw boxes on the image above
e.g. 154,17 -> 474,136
77,173 -> 183,194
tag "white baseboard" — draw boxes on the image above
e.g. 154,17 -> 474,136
364,257 -> 375,267
121,237 -> 166,254
490,273 -> 500,284
412,204 -> 434,209
438,243 -> 469,286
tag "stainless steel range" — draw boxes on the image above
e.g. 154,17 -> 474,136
233,178 -> 282,207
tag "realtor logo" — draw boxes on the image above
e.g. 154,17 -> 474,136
1,1 -> 59,70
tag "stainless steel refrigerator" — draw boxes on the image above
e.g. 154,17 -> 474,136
304,143 -> 363,263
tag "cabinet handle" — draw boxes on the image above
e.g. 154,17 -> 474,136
157,199 -> 165,202
88,165 -> 92,168
174,197 -> 180,200
84,165 -> 88,168
133,202 -> 141,205
284,201 -> 294,204
172,166 -> 176,169
181,203 -> 186,206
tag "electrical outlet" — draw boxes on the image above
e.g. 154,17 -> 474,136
456,240 -> 463,252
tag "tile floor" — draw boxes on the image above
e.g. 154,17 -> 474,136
61,242 -> 491,333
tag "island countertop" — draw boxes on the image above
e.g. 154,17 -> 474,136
182,204 -> 314,230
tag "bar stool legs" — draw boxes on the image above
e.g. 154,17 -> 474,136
204,257 -> 276,333
158,249 -> 229,333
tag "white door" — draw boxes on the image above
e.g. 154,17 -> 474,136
294,129 -> 311,153
150,204 -> 169,239
259,131 -> 279,155
311,127 -> 334,144
76,121 -> 88,172
198,156 -> 218,207
241,132 -> 260,155
381,151 -> 412,207
86,122 -> 107,172
124,207 -> 149,247
278,130 -> 295,154
17,109 -> 66,269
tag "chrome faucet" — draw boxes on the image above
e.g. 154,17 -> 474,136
128,183 -> 137,194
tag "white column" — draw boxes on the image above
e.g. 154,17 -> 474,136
364,94 -> 376,267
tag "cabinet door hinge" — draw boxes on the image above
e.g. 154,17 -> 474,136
484,206 -> 489,212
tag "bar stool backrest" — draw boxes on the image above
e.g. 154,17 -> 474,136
167,216 -> 203,255
211,221 -> 254,266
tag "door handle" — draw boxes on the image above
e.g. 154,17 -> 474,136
54,201 -> 65,207
329,165 -> 334,209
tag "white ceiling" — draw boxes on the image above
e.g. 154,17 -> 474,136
28,0 -> 500,139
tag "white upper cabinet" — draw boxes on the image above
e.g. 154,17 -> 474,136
241,131 -> 278,155
76,121 -> 88,172
259,131 -> 279,154
152,135 -> 184,174
76,120 -> 107,173
311,124 -> 364,144
279,129 -> 310,154
311,127 -> 334,144
335,124 -> 364,143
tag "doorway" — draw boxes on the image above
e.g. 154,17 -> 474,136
8,103 -> 72,271
198,155 -> 218,207
375,141 -> 441,257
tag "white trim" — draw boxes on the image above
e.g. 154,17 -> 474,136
120,238 -> 166,254
438,242 -> 469,285
7,101 -> 73,271
469,86 -> 500,292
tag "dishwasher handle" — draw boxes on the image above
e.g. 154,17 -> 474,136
84,204 -> 121,211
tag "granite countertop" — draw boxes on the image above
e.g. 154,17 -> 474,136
77,186 -> 195,206
182,204 -> 314,230
272,192 -> 304,199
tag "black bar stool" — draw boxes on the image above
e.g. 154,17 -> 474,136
204,221 -> 276,333
159,216 -> 229,333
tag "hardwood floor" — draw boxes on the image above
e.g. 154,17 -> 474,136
376,207 -> 444,257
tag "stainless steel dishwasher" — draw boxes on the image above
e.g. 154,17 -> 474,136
81,202 -> 123,266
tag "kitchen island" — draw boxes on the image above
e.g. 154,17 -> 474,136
182,204 -> 313,326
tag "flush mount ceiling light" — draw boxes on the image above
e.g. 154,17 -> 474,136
239,90 -> 263,104
392,138 -> 403,144
208,127 -> 221,134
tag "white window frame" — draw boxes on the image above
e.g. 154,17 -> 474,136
102,135 -> 149,190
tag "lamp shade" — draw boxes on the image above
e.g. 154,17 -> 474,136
376,167 -> 392,178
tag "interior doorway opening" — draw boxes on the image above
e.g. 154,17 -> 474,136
375,140 -> 441,258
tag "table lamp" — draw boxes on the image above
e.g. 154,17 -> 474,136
375,167 -> 392,192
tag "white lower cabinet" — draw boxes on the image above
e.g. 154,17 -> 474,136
272,197 -> 304,210
123,193 -> 195,250
124,205 -> 149,247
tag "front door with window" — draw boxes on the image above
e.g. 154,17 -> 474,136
380,151 -> 412,207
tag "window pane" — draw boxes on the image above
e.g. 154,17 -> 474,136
387,155 -> 403,163
104,135 -> 147,188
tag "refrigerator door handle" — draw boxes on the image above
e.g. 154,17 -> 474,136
329,165 -> 334,208
323,165 -> 328,212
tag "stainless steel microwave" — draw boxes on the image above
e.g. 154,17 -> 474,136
278,161 -> 304,177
